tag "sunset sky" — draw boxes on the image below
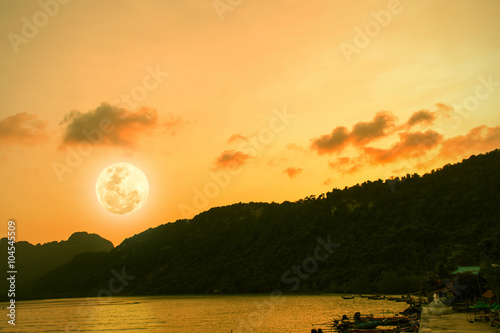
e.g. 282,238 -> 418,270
1,0 -> 499,246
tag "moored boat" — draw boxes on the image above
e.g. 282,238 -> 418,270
329,311 -> 420,333
362,295 -> 384,300
338,324 -> 418,332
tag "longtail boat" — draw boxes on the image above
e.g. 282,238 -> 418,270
339,324 -> 418,332
330,313 -> 420,333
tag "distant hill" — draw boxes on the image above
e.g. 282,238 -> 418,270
0,232 -> 113,300
27,149 -> 500,299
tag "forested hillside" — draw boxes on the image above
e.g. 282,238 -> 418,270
25,149 -> 500,299
0,232 -> 113,300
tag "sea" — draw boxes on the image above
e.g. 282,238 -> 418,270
0,295 -> 410,332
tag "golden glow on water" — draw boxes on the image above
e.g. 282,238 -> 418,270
0,295 -> 410,332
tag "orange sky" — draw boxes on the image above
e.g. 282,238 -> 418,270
1,0 -> 500,246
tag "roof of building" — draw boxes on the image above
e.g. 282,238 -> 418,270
451,266 -> 480,275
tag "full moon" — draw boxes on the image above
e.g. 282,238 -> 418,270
96,163 -> 149,215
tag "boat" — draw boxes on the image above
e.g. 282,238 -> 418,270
353,314 -> 417,329
366,295 -> 384,300
338,324 -> 418,332
353,321 -> 381,329
342,295 -> 355,299
330,312 -> 419,333
359,294 -> 383,300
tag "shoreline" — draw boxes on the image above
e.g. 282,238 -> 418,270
419,311 -> 496,332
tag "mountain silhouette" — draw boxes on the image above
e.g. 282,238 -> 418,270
13,149 -> 500,299
0,231 -> 113,300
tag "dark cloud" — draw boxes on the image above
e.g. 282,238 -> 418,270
363,130 -> 443,164
311,112 -> 397,154
439,125 -> 500,159
60,103 -> 181,147
0,113 -> 47,146
406,109 -> 436,128
326,125 -> 499,175
308,103 -> 496,176
213,150 -> 251,170
351,111 -> 397,144
404,103 -> 455,129
311,126 -> 350,154
310,104 -> 456,158
283,167 -> 303,178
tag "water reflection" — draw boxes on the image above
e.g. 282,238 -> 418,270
0,295 -> 410,332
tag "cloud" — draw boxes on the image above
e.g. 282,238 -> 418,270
283,167 -> 303,178
60,103 -> 180,147
227,133 -> 248,143
328,156 -> 364,175
0,113 -> 47,146
310,104 -> 456,171
351,111 -> 397,144
311,126 -> 350,154
307,103 -> 500,178
404,104 -> 454,129
363,130 -> 443,164
307,104 -> 498,177
311,112 -> 397,154
213,150 -> 251,170
406,109 -> 436,128
439,125 -> 500,159
435,103 -> 454,119
327,125 -> 499,175
157,113 -> 187,136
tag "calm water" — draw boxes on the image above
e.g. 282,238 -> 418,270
0,295 -> 410,332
